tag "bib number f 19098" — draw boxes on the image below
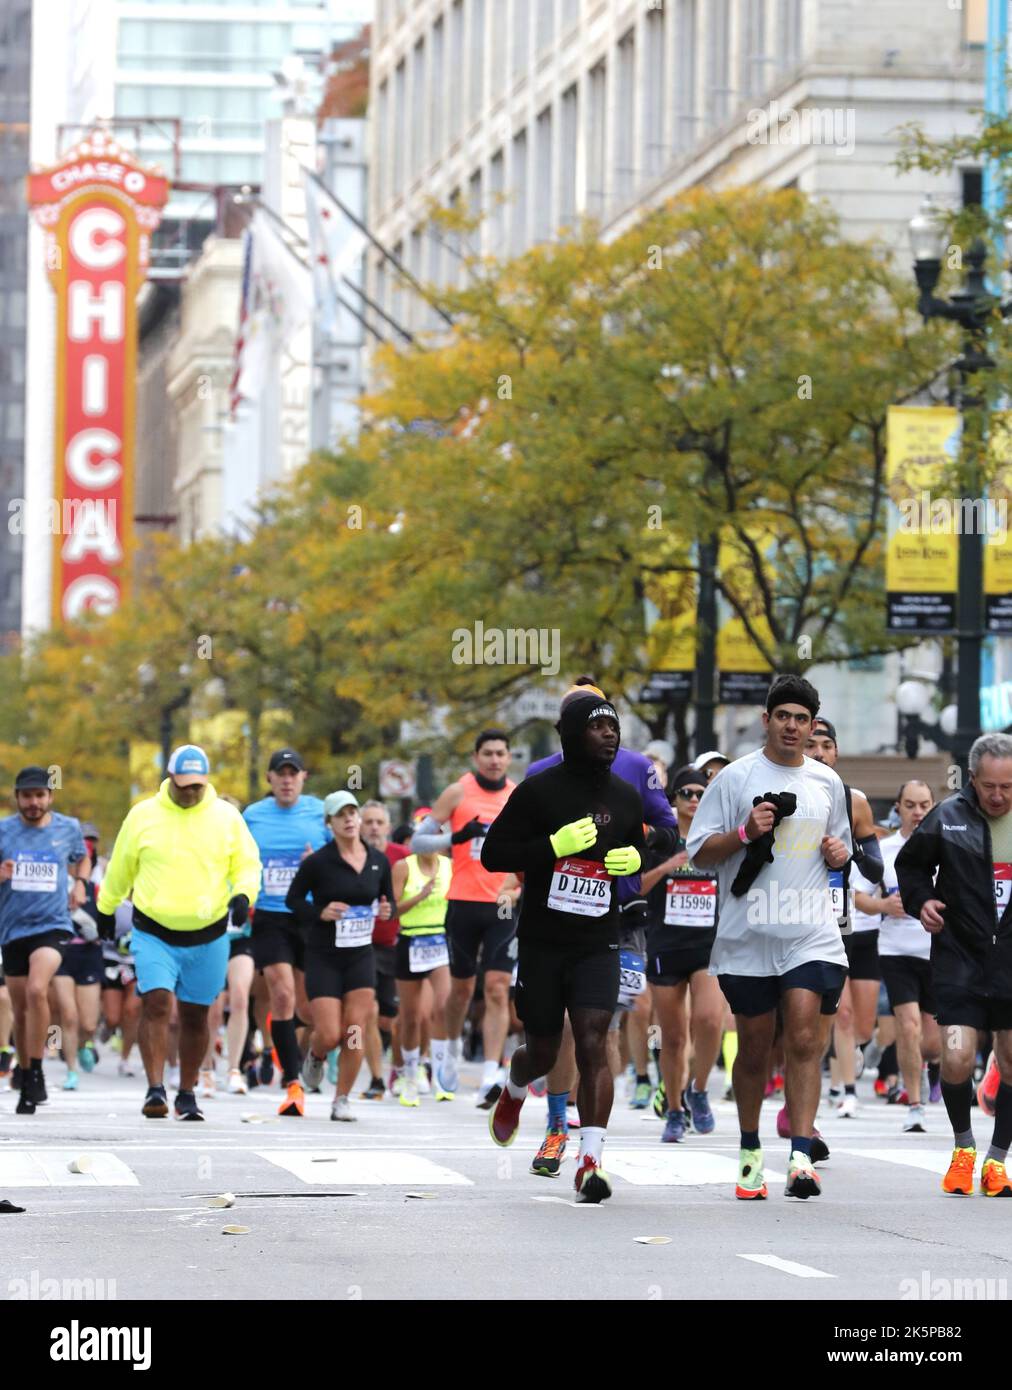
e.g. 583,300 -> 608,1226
547,858 -> 612,917
11,856 -> 59,893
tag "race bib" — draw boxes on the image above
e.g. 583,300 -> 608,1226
11,854 -> 58,893
617,949 -> 647,1008
469,825 -> 488,860
262,855 -> 300,898
995,864 -> 1012,918
408,933 -> 449,973
664,878 -> 717,928
829,868 -> 846,921
547,857 -> 612,917
334,903 -> 376,948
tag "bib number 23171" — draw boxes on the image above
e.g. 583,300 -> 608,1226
547,858 -> 612,917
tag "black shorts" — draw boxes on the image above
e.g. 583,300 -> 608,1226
57,940 -> 104,987
934,989 -> 1012,1032
1,929 -> 71,977
647,926 -> 715,986
304,944 -> 375,1002
880,954 -> 935,1013
229,936 -> 255,962
844,929 -> 880,982
374,941 -> 399,1018
515,937 -> 620,1037
718,960 -> 847,1019
395,932 -> 449,981
445,900 -> 516,979
251,910 -> 306,972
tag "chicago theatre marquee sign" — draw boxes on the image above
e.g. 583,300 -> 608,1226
27,130 -> 169,624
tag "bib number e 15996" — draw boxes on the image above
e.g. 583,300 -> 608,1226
547,857 -> 612,917
664,878 -> 716,928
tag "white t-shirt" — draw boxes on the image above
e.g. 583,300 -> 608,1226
849,859 -> 883,934
685,749 -> 851,977
877,831 -> 931,961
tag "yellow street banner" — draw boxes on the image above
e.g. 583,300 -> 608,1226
985,411 -> 1012,633
886,405 -> 959,632
717,527 -> 774,705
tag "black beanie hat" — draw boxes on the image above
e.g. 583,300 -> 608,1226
558,694 -> 620,767
671,765 -> 706,794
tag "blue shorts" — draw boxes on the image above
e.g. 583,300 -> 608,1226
132,928 -> 229,1007
717,960 -> 847,1019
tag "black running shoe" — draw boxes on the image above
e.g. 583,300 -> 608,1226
244,1063 -> 260,1091
10,1063 -> 21,1092
174,1089 -> 205,1121
811,1134 -> 831,1164
27,1067 -> 47,1105
259,1050 -> 275,1086
0,1046 -> 13,1076
15,1089 -> 36,1115
142,1084 -> 169,1118
477,1082 -> 502,1111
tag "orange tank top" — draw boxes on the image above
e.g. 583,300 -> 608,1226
447,771 -> 516,902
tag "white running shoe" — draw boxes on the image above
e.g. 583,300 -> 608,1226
903,1105 -> 927,1134
837,1094 -> 859,1119
166,1064 -> 180,1090
416,1063 -> 431,1095
854,1046 -> 866,1081
117,1059 -> 136,1078
301,1051 -> 325,1092
438,1051 -> 460,1095
199,1068 -> 216,1098
399,1076 -> 420,1107
331,1094 -> 356,1122
227,1069 -> 247,1095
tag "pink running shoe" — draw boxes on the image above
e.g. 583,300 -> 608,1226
978,1053 -> 1000,1119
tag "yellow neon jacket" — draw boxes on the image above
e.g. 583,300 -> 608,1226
97,781 -> 262,933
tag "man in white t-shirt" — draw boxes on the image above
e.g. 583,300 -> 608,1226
687,675 -> 851,1202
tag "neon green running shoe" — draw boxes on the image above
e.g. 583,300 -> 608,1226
735,1147 -> 767,1200
652,1078 -> 667,1118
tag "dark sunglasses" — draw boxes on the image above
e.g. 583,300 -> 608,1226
676,788 -> 705,800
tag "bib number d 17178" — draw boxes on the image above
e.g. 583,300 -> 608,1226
335,903 -> 376,948
995,864 -> 1012,919
547,857 -> 612,917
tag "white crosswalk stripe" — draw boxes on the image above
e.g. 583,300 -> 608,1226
0,1151 -> 139,1186
254,1150 -> 474,1185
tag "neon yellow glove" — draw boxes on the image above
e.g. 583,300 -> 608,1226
604,845 -> 641,876
549,817 -> 598,857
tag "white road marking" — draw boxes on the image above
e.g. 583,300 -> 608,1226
0,1151 -> 139,1186
605,1149 -> 786,1186
738,1253 -> 835,1279
254,1150 -> 473,1185
835,1148 -> 949,1175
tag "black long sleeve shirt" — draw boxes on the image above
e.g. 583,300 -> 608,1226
286,840 -> 393,952
481,763 -> 645,947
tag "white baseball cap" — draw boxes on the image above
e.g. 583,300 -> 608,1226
692,750 -> 730,772
324,790 -> 359,818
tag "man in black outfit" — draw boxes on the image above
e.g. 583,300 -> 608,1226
481,695 -> 645,1203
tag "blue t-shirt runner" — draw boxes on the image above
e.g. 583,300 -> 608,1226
243,794 -> 329,915
0,810 -> 88,945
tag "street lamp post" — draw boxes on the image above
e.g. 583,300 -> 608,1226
908,196 -> 1012,780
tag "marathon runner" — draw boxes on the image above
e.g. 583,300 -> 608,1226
96,745 -> 261,1120
243,749 -> 328,1116
866,780 -> 940,1134
523,680 -> 677,1176
482,693 -> 646,1202
896,734 -> 1012,1195
201,900 -> 256,1096
50,821 -> 107,1090
687,675 -> 851,1200
360,800 -> 410,1100
287,792 -> 392,1121
100,902 -> 140,1076
392,844 -> 452,1106
642,765 -> 722,1142
411,730 -> 517,1108
803,718 -> 884,1118
0,766 -> 89,1113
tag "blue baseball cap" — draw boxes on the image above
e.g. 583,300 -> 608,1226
166,744 -> 210,786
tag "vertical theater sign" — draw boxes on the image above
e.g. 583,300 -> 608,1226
27,130 -> 169,625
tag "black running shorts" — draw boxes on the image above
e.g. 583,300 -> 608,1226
879,954 -> 934,1013
718,960 -> 847,1019
304,944 -> 375,1001
843,929 -> 880,983
445,900 -> 516,979
251,910 -> 307,973
514,936 -> 620,1037
1,929 -> 71,977
57,940 -> 104,986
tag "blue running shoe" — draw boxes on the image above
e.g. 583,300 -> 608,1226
687,1085 -> 715,1135
662,1108 -> 685,1143
78,1042 -> 97,1073
326,1049 -> 338,1086
630,1080 -> 652,1110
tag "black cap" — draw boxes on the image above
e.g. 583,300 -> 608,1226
15,766 -> 50,790
268,749 -> 305,773
811,718 -> 837,745
671,765 -> 707,794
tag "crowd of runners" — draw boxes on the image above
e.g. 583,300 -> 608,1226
2,674 -> 1010,1204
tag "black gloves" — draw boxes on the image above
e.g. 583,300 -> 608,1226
451,818 -> 486,845
228,894 -> 250,927
95,910 -> 117,943
730,792 -> 798,898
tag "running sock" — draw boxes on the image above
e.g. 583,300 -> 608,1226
480,1059 -> 499,1089
270,1017 -> 302,1086
402,1047 -> 419,1082
991,1083 -> 1012,1155
547,1091 -> 569,1130
986,1143 -> 1009,1165
844,1084 -> 856,1097
579,1126 -> 606,1165
506,1074 -> 527,1101
431,1037 -> 448,1074
448,1037 -> 463,1059
791,1135 -> 813,1159
928,1060 -> 941,1089
879,1042 -> 897,1080
30,1058 -> 42,1072
740,1129 -> 760,1150
722,1030 -> 738,1076
942,1078 -> 974,1140
636,1072 -> 650,1086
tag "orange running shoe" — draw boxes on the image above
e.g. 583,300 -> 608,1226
981,1158 -> 1012,1197
278,1080 -> 305,1117
941,1146 -> 976,1195
977,1054 -> 1000,1119
874,1078 -> 888,1097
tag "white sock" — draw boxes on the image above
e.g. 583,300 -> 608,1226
481,1059 -> 499,1089
448,1037 -> 463,1059
579,1126 -> 606,1165
506,1072 -> 527,1100
431,1038 -> 448,1068
402,1047 -> 419,1081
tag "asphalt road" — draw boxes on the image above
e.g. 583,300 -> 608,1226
0,1054 -> 1008,1303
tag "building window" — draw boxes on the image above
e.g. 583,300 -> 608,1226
411,38 -> 425,180
674,0 -> 698,150
536,0 -> 555,53
644,6 -> 665,179
375,79 -> 389,208
391,239 -> 405,327
561,0 -> 579,33
615,29 -> 635,206
393,59 -> 406,193
560,85 -> 578,226
409,227 -> 424,327
470,0 -> 486,122
587,60 -> 606,216
740,0 -> 766,99
430,17 -> 444,159
513,0 -> 530,76
706,0 -> 732,128
511,127 -> 528,252
962,167 -> 983,208
449,0 -> 464,137
489,148 -> 505,252
776,0 -> 801,71
534,105 -> 553,242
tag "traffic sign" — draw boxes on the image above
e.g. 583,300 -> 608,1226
379,759 -> 417,798
639,671 -> 692,703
